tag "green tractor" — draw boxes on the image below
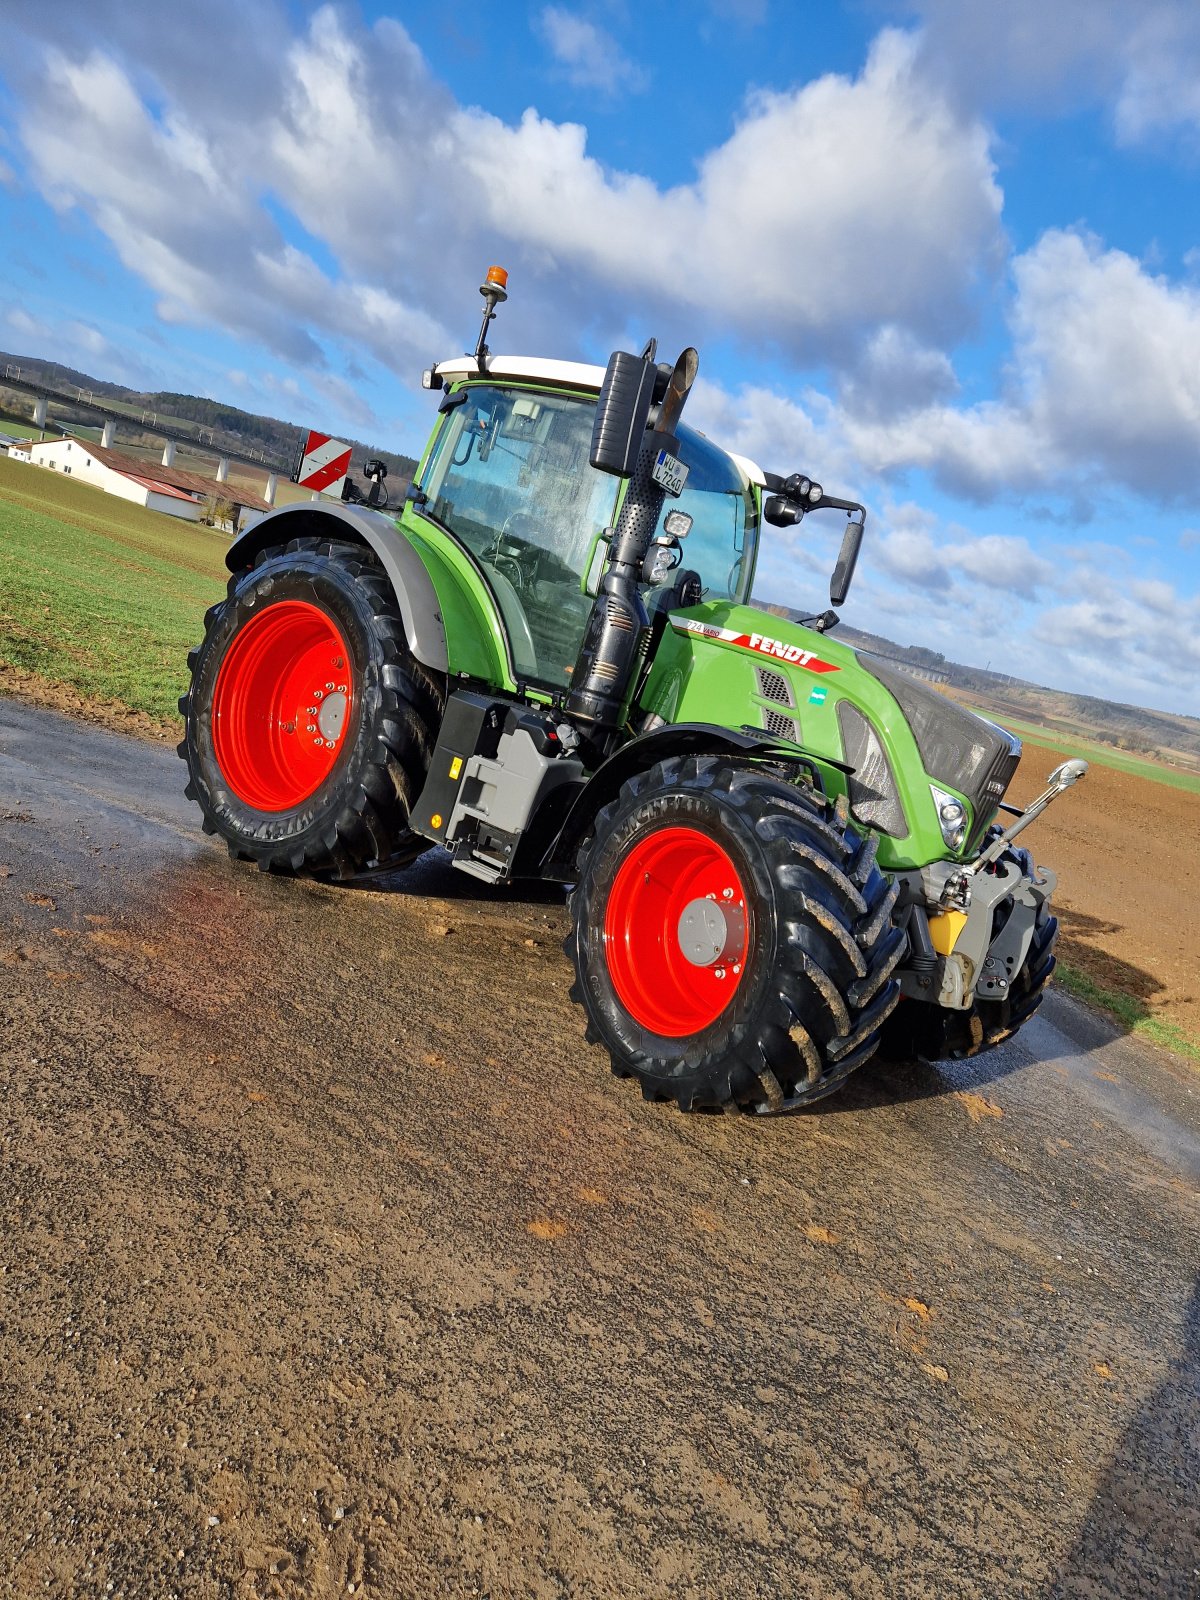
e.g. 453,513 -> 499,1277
179,268 -> 1085,1114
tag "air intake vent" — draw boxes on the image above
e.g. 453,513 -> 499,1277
763,708 -> 800,741
755,667 -> 794,706
836,702 -> 908,838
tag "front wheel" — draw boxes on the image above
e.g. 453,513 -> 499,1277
179,536 -> 445,877
566,756 -> 907,1113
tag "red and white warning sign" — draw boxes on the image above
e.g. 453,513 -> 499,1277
298,430 -> 352,497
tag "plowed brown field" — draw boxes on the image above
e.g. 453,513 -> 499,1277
1005,745 -> 1200,1047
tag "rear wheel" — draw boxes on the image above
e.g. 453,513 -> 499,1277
567,756 -> 906,1113
179,537 -> 445,877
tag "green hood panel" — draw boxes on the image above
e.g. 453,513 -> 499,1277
638,601 -> 981,870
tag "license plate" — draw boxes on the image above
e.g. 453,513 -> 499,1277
652,448 -> 689,498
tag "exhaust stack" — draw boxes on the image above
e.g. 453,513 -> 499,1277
567,344 -> 698,731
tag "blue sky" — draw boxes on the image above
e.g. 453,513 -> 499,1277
1,1 -> 1198,714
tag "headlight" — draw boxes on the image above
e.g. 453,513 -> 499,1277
930,784 -> 968,851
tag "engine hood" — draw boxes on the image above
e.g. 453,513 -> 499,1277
860,658 -> 1022,846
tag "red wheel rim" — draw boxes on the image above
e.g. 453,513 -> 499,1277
211,600 -> 354,812
604,826 -> 751,1037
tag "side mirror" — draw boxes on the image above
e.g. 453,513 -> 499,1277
1047,759 -> 1088,787
590,350 -> 657,477
830,518 -> 864,607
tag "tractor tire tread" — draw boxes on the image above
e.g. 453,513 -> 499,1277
178,537 -> 445,879
567,757 -> 902,1115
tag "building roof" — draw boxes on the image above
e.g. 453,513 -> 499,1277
23,435 -> 272,511
79,440 -> 273,511
121,473 -> 201,503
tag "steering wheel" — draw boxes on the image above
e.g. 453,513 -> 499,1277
489,511 -> 579,595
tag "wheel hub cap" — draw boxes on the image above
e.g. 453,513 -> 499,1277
677,897 -> 746,967
316,689 -> 348,743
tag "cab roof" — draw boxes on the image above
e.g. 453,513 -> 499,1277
433,354 -> 607,390
430,353 -> 768,487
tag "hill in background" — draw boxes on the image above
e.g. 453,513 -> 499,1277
0,352 -> 418,499
4,349 -> 1195,773
758,606 -> 1200,775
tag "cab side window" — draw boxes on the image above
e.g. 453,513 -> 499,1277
655,425 -> 756,602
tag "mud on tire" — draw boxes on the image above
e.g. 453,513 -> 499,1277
178,537 -> 445,878
566,756 -> 906,1113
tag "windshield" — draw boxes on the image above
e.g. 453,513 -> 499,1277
420,385 -> 615,688
419,385 -> 758,689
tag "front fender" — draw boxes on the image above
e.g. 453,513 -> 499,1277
226,502 -> 448,673
540,722 -> 841,880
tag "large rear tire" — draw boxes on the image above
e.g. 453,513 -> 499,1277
179,537 -> 445,877
566,756 -> 906,1113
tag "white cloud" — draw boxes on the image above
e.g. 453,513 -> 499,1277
454,29 -> 1001,356
729,229 -> 1200,505
907,0 -> 1200,145
6,307 -> 48,341
7,12 -> 1005,388
536,8 -> 650,95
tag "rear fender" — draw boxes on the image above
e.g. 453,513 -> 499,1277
226,502 -> 448,673
540,722 -> 842,880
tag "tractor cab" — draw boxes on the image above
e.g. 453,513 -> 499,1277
415,358 -> 759,691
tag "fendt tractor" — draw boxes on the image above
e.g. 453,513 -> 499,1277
179,268 -> 1086,1115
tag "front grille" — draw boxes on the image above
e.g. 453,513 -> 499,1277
863,660 -> 1022,839
763,708 -> 800,741
836,702 -> 908,838
755,666 -> 793,706
966,736 -> 1023,850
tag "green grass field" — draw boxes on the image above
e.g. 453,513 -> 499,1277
0,453 -> 228,723
970,706 -> 1200,795
1,417 -> 52,442
1055,963 -> 1200,1064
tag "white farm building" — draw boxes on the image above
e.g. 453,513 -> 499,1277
10,435 -> 271,529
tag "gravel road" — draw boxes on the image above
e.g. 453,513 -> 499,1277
1,696 -> 1197,1600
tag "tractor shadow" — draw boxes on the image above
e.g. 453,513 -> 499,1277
332,850 -> 568,907
1042,1276 -> 1200,1597
832,1047 -> 1036,1112
1052,904 -> 1172,1018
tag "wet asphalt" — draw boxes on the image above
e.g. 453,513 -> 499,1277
1,695 -> 1198,1600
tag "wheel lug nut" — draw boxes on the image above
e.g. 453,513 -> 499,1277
314,689 -> 324,700
307,724 -> 317,734
337,684 -> 347,693
326,681 -> 335,690
307,706 -> 317,715
722,888 -> 733,899
714,967 -> 726,980
333,656 -> 344,668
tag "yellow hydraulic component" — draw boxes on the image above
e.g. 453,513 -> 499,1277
927,909 -> 968,956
